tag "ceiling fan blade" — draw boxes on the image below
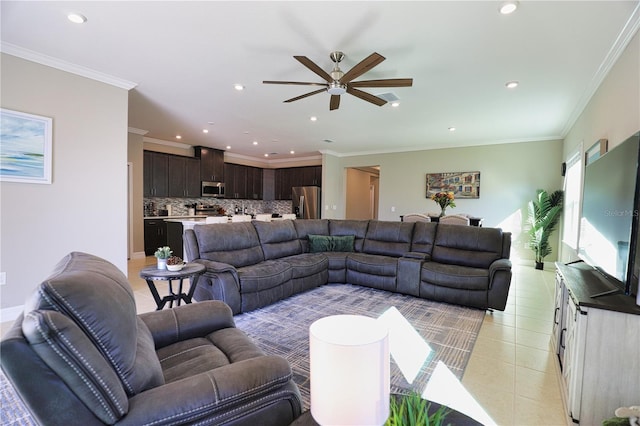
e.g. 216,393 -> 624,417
340,52 -> 385,84
346,87 -> 387,107
263,80 -> 328,87
294,56 -> 333,82
350,78 -> 413,88
283,88 -> 327,103
329,95 -> 340,111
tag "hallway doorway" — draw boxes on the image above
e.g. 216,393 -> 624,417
345,166 -> 380,219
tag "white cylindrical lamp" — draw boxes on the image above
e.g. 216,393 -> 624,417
310,314 -> 390,425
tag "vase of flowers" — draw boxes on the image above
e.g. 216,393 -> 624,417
154,246 -> 172,270
430,191 -> 456,216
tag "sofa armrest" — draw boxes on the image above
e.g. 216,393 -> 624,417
489,258 -> 512,280
402,251 -> 430,261
139,301 -> 235,349
193,259 -> 238,275
117,356 -> 301,426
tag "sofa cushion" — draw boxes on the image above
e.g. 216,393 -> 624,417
329,220 -> 369,251
195,222 -> 264,267
420,262 -> 489,291
293,219 -> 330,252
281,253 -> 329,279
362,221 -> 414,257
22,310 -> 129,424
324,252 -> 349,283
237,260 -> 293,293
156,327 -> 265,383
23,252 -> 164,397
253,220 -> 303,260
410,222 -> 438,255
308,235 -> 355,253
346,254 -> 398,292
431,224 -> 504,269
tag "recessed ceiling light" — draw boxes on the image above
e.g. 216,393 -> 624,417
202,129 -> 209,134
448,127 -> 456,132
252,141 -> 258,145
67,13 -> 87,24
226,145 -> 231,150
505,80 -> 519,89
310,116 -> 317,122
390,102 -> 400,107
499,1 -> 518,14
234,84 -> 244,91
264,153 -> 269,157
208,121 -> 214,125
290,150 -> 295,154
175,135 -> 182,140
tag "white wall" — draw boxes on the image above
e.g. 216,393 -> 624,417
1,54 -> 129,316
323,139 -> 564,263
560,31 -> 640,263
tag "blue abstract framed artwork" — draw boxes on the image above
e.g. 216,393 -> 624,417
0,108 -> 52,184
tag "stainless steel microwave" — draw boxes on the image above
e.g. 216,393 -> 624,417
202,181 -> 225,197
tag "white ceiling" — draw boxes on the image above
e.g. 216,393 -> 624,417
2,1 -> 639,162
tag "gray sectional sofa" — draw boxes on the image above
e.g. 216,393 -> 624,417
184,219 -> 512,314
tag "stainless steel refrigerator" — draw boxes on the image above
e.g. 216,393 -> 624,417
292,186 -> 321,219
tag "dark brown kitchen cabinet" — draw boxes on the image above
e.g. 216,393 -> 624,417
274,166 -> 321,200
144,219 -> 167,255
195,146 -> 224,182
143,151 -> 169,197
246,166 -> 263,200
224,163 -> 248,199
168,156 -> 200,197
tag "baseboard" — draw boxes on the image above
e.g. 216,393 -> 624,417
1,305 -> 24,323
131,251 -> 146,259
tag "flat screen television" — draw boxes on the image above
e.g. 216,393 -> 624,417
578,131 -> 640,297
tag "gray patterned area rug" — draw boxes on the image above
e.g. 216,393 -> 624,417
234,284 -> 485,410
0,284 -> 484,423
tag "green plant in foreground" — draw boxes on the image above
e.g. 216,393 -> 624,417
386,391 -> 450,426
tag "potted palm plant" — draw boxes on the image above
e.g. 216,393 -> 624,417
527,189 -> 564,270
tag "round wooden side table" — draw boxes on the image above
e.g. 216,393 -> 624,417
139,263 -> 206,310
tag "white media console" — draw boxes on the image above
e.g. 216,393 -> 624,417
553,262 -> 640,424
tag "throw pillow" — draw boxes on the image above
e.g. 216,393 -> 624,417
331,235 -> 355,252
308,234 -> 355,252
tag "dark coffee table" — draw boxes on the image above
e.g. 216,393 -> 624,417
139,263 -> 206,310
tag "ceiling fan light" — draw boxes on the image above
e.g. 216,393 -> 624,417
327,82 -> 347,95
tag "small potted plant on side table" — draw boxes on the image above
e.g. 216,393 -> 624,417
154,246 -> 172,270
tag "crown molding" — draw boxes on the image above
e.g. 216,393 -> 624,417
128,127 -> 148,135
320,136 -> 562,158
0,42 -> 137,90
143,136 -> 193,149
561,2 -> 640,136
225,151 -> 322,168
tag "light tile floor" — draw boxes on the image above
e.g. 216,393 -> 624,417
461,264 -> 569,425
2,258 -> 569,425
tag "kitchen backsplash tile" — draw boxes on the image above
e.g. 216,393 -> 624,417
144,197 -> 293,217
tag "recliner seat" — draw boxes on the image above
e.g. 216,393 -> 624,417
1,251 -> 302,425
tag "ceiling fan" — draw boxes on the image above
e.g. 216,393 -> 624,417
263,51 -> 413,111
